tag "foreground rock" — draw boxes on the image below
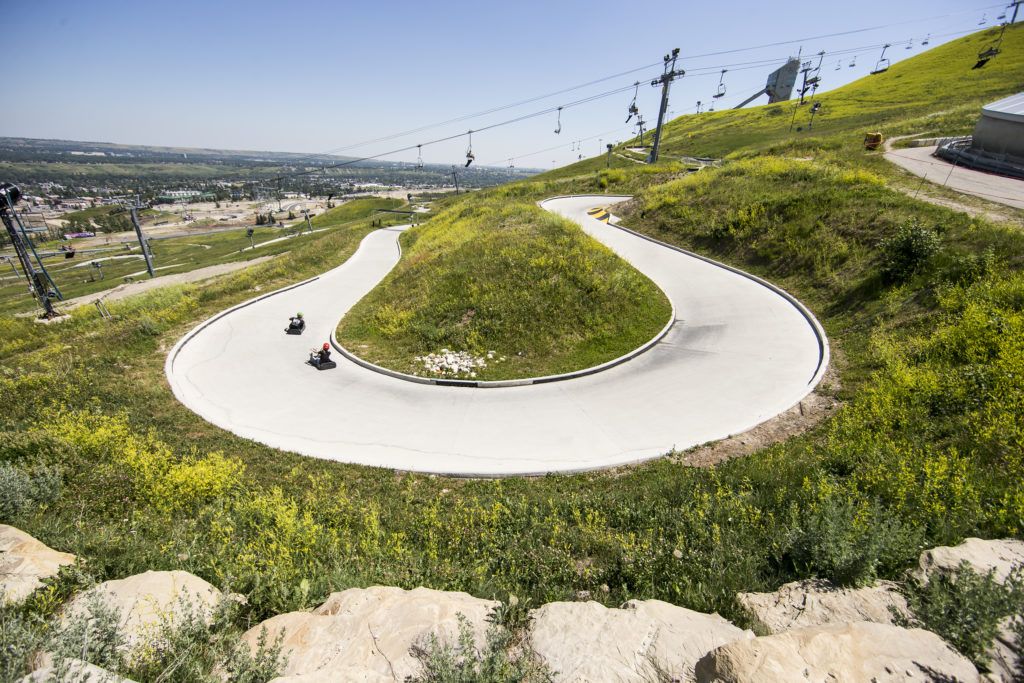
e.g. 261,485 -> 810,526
20,658 -> 137,682
985,616 -> 1022,683
0,525 -> 76,604
694,621 -> 979,682
63,570 -> 230,653
916,537 -> 1024,584
736,579 -> 910,634
529,599 -> 753,682
241,586 -> 498,682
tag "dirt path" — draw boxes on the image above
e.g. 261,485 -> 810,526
59,256 -> 277,311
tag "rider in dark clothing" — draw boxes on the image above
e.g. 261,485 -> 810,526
289,312 -> 305,330
317,343 -> 331,364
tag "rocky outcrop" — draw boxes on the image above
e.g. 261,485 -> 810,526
916,538 -> 1024,584
19,658 -> 136,682
985,616 -> 1022,683
0,525 -> 76,604
241,586 -> 498,682
528,599 -> 753,682
736,579 -> 910,634
63,570 -> 230,653
694,621 -> 979,682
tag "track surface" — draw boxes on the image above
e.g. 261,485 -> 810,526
885,145 -> 1024,210
167,196 -> 827,476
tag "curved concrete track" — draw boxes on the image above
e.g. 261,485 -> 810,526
167,196 -> 827,476
885,145 -> 1024,210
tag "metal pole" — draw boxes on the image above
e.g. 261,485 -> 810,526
451,167 -> 460,194
647,48 -> 683,164
303,209 -> 313,233
1011,0 -> 1021,23
128,204 -> 155,278
0,185 -> 57,317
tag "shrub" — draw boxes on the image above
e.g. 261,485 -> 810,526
896,562 -> 1024,671
783,478 -> 921,586
878,222 -> 941,283
0,603 -> 45,681
0,463 -> 62,521
408,613 -> 554,683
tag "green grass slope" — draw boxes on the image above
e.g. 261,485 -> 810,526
540,24 -> 1024,181
336,197 -> 671,380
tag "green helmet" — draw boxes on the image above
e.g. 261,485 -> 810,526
297,312 -> 304,318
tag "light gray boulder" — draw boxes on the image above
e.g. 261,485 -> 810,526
241,586 -> 499,682
694,621 -> 979,682
528,599 -> 753,682
916,538 -> 1024,584
63,570 -> 230,653
0,525 -> 76,604
19,658 -> 137,682
736,579 -> 910,634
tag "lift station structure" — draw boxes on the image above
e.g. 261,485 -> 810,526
734,58 -> 801,109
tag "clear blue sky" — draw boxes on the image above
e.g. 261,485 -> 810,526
1,0 -> 1012,168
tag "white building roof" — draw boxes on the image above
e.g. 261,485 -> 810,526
982,92 -> 1024,123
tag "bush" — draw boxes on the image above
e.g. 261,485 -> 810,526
896,562 -> 1024,672
0,603 -> 45,681
0,463 -> 61,521
408,613 -> 554,683
783,479 -> 921,586
878,222 -> 941,283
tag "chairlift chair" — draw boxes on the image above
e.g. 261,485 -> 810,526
922,33 -> 930,46
849,56 -> 857,68
713,69 -> 727,99
905,39 -> 913,50
870,44 -> 891,75
465,131 -> 475,167
625,81 -> 640,123
979,13 -> 987,25
554,107 -> 562,135
835,60 -> 841,71
973,46 -> 1001,69
997,12 -> 1007,21
415,145 -> 423,170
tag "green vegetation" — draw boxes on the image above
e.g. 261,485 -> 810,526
336,197 -> 671,379
2,26 -> 1024,678
1,584 -> 285,681
310,196 -> 403,226
897,563 -> 1024,673
0,197 -> 409,315
639,23 -> 1024,161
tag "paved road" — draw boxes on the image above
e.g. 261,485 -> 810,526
885,145 -> 1024,210
166,196 -> 827,476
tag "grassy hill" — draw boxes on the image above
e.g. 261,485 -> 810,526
336,197 -> 671,380
2,23 -> 1024,681
541,24 -> 1024,181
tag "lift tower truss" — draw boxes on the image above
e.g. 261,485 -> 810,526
647,48 -> 685,164
0,183 -> 59,317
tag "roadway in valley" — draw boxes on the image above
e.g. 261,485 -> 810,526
166,196 -> 828,476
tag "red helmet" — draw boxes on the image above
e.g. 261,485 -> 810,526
323,343 -> 330,350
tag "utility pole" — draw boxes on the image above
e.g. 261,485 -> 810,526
636,115 -> 647,146
451,166 -> 460,194
1010,0 -> 1022,23
302,208 -> 313,233
647,48 -> 684,164
0,183 -> 58,317
126,197 -> 155,278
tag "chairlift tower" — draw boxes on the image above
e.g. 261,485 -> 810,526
0,183 -> 60,317
647,48 -> 684,164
